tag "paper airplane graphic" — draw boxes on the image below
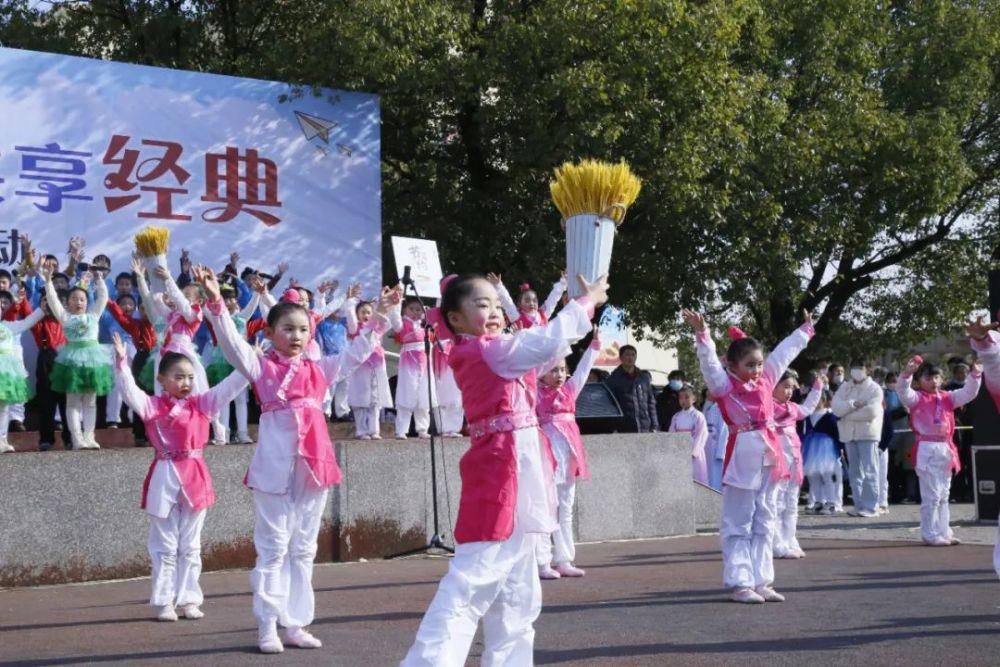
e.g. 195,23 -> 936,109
295,111 -> 338,144
337,144 -> 353,157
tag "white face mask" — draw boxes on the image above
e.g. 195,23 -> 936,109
668,380 -> 684,392
850,368 -> 866,382
832,373 -> 844,384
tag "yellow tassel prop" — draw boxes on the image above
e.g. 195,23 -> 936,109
549,159 -> 641,225
133,226 -> 171,257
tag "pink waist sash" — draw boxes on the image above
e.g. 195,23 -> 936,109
468,411 -> 538,439
154,448 -> 204,461
260,397 -> 322,413
539,412 -> 576,426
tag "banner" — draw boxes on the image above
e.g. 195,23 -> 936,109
0,47 -> 381,291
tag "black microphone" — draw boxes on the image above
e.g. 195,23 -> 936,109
401,265 -> 412,286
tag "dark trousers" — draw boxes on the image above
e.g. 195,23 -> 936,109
131,349 -> 151,443
36,347 -> 70,448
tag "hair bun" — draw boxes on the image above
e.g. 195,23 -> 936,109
519,282 -> 532,292
281,289 -> 301,303
440,274 -> 457,292
727,326 -> 748,341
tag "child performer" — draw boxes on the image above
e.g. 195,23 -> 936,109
534,327 -> 601,580
802,390 -> 842,515
344,284 -> 393,440
487,271 -> 567,329
0,293 -> 44,453
43,268 -> 113,450
401,273 -> 607,667
896,354 -> 981,546
669,385 -> 709,485
203,283 -> 261,444
772,370 -> 822,559
682,308 -> 813,604
111,332 -> 248,621
390,293 -> 434,439
196,266 -> 388,654
425,274 -> 465,437
702,389 -> 729,491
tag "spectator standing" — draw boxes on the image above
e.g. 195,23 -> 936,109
832,359 -> 884,517
606,345 -> 659,433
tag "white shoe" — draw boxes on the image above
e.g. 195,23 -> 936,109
396,434 -> 408,440
878,506 -> 890,515
284,626 -> 322,649
538,565 -> 562,580
416,431 -> 430,439
180,604 -> 204,619
730,587 -> 765,604
258,621 -> 284,653
755,586 -> 786,602
156,605 -> 178,622
71,433 -> 85,451
0,440 -> 14,454
84,433 -> 101,449
370,434 -> 382,440
791,548 -> 806,559
358,434 -> 371,440
949,536 -> 962,545
554,562 -> 586,577
236,432 -> 254,444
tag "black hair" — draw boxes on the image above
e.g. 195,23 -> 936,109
0,269 -> 11,282
355,299 -> 374,315
402,295 -> 422,309
116,293 -> 136,306
0,290 -> 12,304
266,301 -> 310,328
440,273 -> 486,334
115,271 -> 134,286
668,370 -> 686,381
42,253 -> 58,263
677,383 -> 696,396
828,362 -> 844,372
886,372 -> 898,382
296,286 -> 313,302
52,272 -> 70,284
158,351 -> 192,375
92,254 -> 111,266
726,337 -> 763,365
240,267 -> 256,279
779,368 -> 799,383
619,344 -> 637,356
849,358 -> 867,369
915,362 -> 943,381
54,288 -> 70,302
68,285 -> 89,302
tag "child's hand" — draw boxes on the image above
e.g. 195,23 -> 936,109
802,309 -> 812,325
903,356 -> 921,376
130,253 -> 144,276
68,236 -> 84,259
965,315 -> 997,341
276,261 -> 289,274
111,332 -> 127,361
388,285 -> 403,306
229,251 -> 239,266
154,266 -> 171,281
347,282 -> 362,300
486,272 -> 502,287
194,265 -> 222,301
375,289 -> 393,315
682,309 -> 706,333
249,275 -> 266,293
577,273 -> 609,307
973,360 -> 984,376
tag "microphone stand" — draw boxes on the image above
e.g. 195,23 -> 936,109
389,268 -> 454,557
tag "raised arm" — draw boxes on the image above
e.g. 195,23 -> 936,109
896,357 -> 921,409
238,292 -> 261,321
797,380 -> 824,419
111,335 -> 156,420
257,289 -> 277,319
196,267 -> 262,382
5,306 -> 45,336
344,298 -> 361,336
482,298 -> 594,380
568,335 -> 601,400
197,370 -> 250,417
695,331 -> 731,398
88,274 -> 108,314
318,311 -> 384,383
41,274 -> 67,323
948,366 -> 983,409
487,273 -> 520,323
541,274 -> 568,319
764,315 -> 815,383
159,268 -> 196,322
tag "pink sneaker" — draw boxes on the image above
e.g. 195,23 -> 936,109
538,565 -> 562,580
554,562 -> 585,577
755,586 -> 786,602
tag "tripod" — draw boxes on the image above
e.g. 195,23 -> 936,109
389,266 -> 454,557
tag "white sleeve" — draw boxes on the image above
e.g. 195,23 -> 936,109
318,315 -> 380,383
388,304 -> 403,333
344,298 -> 360,335
692,411 -> 708,457
163,272 -> 196,322
317,292 -> 345,318
495,281 -> 520,323
694,328 -> 730,397
764,324 -> 813,384
541,276 -> 568,318
5,307 -> 45,335
112,358 -> 156,421
970,332 -> 1000,398
203,301 -> 262,382
798,382 -> 823,419
896,373 -> 919,408
258,290 -> 277,318
948,372 -> 983,409
90,277 -> 108,315
43,279 -> 67,323
238,293 -> 261,321
481,299 -> 593,380
568,344 -> 600,400
198,371 -> 250,416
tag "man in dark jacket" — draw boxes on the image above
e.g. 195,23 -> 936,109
606,345 -> 659,433
655,369 -> 686,430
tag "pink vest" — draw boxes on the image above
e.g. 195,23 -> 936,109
449,335 -> 554,544
909,391 -> 960,473
350,318 -> 387,369
140,394 -> 215,512
516,310 -> 547,330
163,305 -> 203,350
714,373 -> 789,482
253,350 -> 342,487
424,307 -> 452,378
773,400 -> 806,485
396,317 -> 427,370
537,379 -> 589,480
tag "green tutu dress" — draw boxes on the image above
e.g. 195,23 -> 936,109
50,313 -> 114,395
137,319 -> 168,394
0,322 -> 36,403
205,313 -> 245,386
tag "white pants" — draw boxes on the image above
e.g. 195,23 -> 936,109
148,504 -> 207,608
807,467 -> 842,507
396,408 -> 430,437
878,447 -> 889,507
437,405 -> 465,435
720,473 -> 779,589
107,382 -> 124,424
250,459 -> 329,629
845,440 -> 879,513
535,479 -> 577,567
709,457 -> 724,492
353,406 -> 380,438
401,525 -> 540,667
916,442 -> 954,543
773,479 -> 801,556
8,402 -> 24,423
215,388 -> 249,443
333,380 -> 350,419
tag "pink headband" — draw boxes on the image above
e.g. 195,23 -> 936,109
728,326 -> 748,341
282,289 -> 301,303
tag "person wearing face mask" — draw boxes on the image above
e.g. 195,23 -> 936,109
827,363 -> 846,394
656,369 -> 687,430
832,360 -> 884,517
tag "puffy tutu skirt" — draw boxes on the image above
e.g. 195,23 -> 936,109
51,340 -> 113,395
802,432 -> 839,477
205,345 -> 234,387
0,350 -> 32,403
138,352 -> 157,394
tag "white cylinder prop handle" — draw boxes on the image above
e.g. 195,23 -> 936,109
564,213 -> 617,298
142,254 -> 169,294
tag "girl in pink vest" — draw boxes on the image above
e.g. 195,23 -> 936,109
669,384 -> 709,485
682,308 -> 813,604
488,271 -> 568,330
425,274 -> 465,437
534,328 -> 601,580
402,273 -> 607,667
772,371 -> 822,559
344,286 -> 393,439
111,332 -> 248,622
390,294 -> 434,439
196,266 -> 387,654
897,355 -> 981,546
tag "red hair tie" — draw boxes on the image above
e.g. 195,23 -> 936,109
727,326 -> 747,341
440,274 -> 457,292
519,282 -> 532,292
282,289 -> 301,303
